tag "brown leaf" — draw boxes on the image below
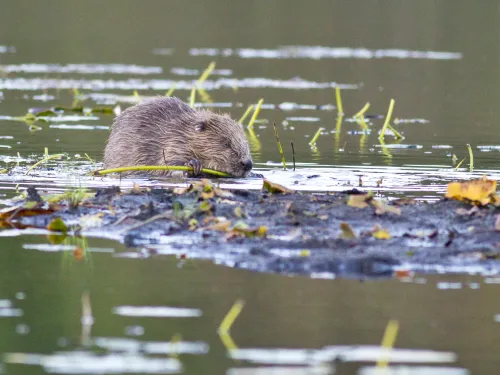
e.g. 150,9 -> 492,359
371,200 -> 401,215
340,222 -> 357,239
347,192 -> 373,209
263,179 -> 294,194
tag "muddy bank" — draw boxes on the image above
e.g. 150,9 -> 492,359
9,181 -> 500,278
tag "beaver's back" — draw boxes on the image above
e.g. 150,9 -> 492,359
103,97 -> 196,170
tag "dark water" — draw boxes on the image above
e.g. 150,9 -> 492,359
1,1 -> 500,374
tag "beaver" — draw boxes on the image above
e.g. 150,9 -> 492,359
103,97 -> 254,177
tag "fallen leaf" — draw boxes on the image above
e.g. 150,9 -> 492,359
394,269 -> 414,279
347,192 -> 373,209
445,177 -> 497,206
392,198 -> 417,206
200,190 -> 215,200
372,224 -> 391,240
173,185 -> 193,195
456,206 -> 482,216
229,225 -> 267,239
206,220 -> 231,232
132,183 -> 142,194
495,215 -> 500,232
340,222 -> 357,239
263,179 -> 294,194
234,206 -> 245,218
188,218 -> 198,231
371,200 -> 401,215
299,249 -> 311,257
198,200 -> 213,213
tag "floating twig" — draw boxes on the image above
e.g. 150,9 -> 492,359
272,122 -> 287,170
247,99 -> 264,129
93,165 -> 231,177
26,152 -> 65,175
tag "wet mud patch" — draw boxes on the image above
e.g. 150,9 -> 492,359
6,180 -> 500,278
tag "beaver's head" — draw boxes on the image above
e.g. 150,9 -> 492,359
188,111 -> 253,177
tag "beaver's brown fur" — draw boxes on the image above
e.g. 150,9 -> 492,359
103,97 -> 253,177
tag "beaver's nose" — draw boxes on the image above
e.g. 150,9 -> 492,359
241,159 -> 253,172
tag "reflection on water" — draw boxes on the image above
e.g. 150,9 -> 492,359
2,0 -> 500,373
2,238 -> 499,373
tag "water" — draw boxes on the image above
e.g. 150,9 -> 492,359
1,0 -> 500,373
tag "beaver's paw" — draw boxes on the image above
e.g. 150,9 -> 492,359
186,159 -> 203,177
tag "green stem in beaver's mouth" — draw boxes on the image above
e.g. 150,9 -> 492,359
92,166 -> 232,177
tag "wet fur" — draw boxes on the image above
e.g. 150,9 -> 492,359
103,97 -> 252,177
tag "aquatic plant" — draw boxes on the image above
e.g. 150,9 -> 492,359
247,98 -> 264,129
272,122 -> 287,170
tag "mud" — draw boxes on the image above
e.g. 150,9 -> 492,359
11,183 -> 500,278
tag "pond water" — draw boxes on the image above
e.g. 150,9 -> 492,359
1,1 -> 500,374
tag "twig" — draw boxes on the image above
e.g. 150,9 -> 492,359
272,122 -> 287,170
93,165 -> 231,177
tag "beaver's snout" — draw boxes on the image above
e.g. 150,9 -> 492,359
241,159 -> 253,173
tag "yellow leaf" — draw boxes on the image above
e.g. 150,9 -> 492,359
188,218 -> 198,231
372,225 -> 391,240
445,177 -> 497,206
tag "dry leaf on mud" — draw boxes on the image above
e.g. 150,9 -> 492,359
206,220 -> 231,232
228,225 -> 268,239
372,224 -> 391,240
371,200 -> 401,215
347,192 -> 373,209
340,222 -> 357,239
495,215 -> 500,232
263,179 -> 294,194
445,177 -> 497,206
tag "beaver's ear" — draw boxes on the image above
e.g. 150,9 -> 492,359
195,121 -> 206,132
